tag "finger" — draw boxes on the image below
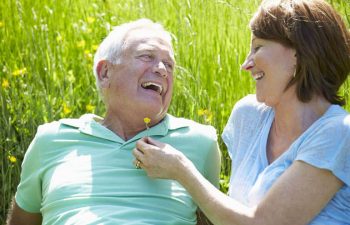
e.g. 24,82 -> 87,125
133,144 -> 145,154
142,136 -> 150,143
136,138 -> 150,152
147,137 -> 166,148
139,136 -> 148,142
136,138 -> 159,154
133,158 -> 142,169
132,148 -> 144,159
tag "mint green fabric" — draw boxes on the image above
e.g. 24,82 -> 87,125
15,114 -> 220,225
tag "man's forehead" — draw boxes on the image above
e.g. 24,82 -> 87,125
135,40 -> 172,52
126,34 -> 174,58
127,27 -> 169,40
125,29 -> 172,49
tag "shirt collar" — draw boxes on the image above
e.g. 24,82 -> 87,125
59,114 -> 189,144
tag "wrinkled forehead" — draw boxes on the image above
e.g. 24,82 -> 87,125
124,28 -> 174,59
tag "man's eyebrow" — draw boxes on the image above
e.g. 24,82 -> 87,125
136,49 -> 174,61
136,48 -> 153,53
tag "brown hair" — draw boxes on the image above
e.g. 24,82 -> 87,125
250,0 -> 350,105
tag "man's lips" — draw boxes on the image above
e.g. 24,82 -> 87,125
141,81 -> 164,95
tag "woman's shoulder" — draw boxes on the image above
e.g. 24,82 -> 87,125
314,105 -> 350,134
228,94 -> 272,124
222,95 -> 273,155
295,105 -> 350,152
295,105 -> 350,186
233,94 -> 270,114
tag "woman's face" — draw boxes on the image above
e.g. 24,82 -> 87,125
241,34 -> 297,107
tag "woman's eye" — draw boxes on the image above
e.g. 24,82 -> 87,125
253,46 -> 261,52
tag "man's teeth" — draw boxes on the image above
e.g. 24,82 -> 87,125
253,72 -> 264,81
141,82 -> 163,95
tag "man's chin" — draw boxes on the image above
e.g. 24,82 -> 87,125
142,107 -> 168,123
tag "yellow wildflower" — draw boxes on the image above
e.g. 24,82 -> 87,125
12,68 -> 27,76
92,44 -> 99,51
56,35 -> 63,42
86,103 -> 95,112
0,21 -> 4,28
87,16 -> 95,24
205,113 -> 213,123
143,117 -> 151,136
8,155 -> 17,163
84,49 -> 92,60
63,103 -> 71,115
77,40 -> 86,48
198,109 -> 213,123
144,117 -> 151,130
67,70 -> 75,83
2,79 -> 9,88
197,109 -> 208,116
144,117 -> 151,125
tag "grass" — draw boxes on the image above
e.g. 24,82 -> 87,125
0,0 -> 349,222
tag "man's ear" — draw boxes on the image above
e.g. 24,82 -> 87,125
96,60 -> 110,88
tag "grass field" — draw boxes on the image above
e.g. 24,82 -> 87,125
0,0 -> 349,222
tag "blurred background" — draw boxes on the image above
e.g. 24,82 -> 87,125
0,0 -> 349,222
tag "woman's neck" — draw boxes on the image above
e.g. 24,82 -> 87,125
267,95 -> 331,163
273,92 -> 330,135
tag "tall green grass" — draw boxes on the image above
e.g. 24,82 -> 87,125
0,0 -> 349,222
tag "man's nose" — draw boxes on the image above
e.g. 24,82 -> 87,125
152,61 -> 167,78
241,54 -> 254,71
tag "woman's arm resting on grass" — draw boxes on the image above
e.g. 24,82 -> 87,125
133,138 -> 343,225
6,199 -> 42,225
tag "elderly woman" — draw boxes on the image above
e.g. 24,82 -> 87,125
133,0 -> 350,224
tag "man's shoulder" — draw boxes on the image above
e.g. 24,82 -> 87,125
58,113 -> 102,128
166,114 -> 217,141
36,114 -> 98,139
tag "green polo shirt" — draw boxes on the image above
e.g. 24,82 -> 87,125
15,114 -> 220,225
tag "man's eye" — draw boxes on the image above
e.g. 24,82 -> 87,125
139,54 -> 153,61
164,62 -> 173,70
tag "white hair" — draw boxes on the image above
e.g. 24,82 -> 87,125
93,18 -> 173,94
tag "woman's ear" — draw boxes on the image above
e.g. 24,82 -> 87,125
96,60 -> 110,88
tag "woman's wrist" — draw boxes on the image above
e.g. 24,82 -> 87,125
175,154 -> 198,185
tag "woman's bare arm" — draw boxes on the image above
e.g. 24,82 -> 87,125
133,137 -> 343,225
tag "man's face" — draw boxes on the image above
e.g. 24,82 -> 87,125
103,28 -> 175,124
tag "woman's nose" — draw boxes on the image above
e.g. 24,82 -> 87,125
241,54 -> 254,71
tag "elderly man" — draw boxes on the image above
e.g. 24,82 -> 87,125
7,19 -> 220,225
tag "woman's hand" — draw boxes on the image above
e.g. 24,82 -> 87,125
132,137 -> 189,180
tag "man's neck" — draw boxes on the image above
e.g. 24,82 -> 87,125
102,113 -> 146,141
101,110 -> 165,141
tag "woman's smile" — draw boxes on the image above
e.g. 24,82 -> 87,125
252,72 -> 265,81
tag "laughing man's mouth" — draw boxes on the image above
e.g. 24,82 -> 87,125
141,82 -> 163,95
